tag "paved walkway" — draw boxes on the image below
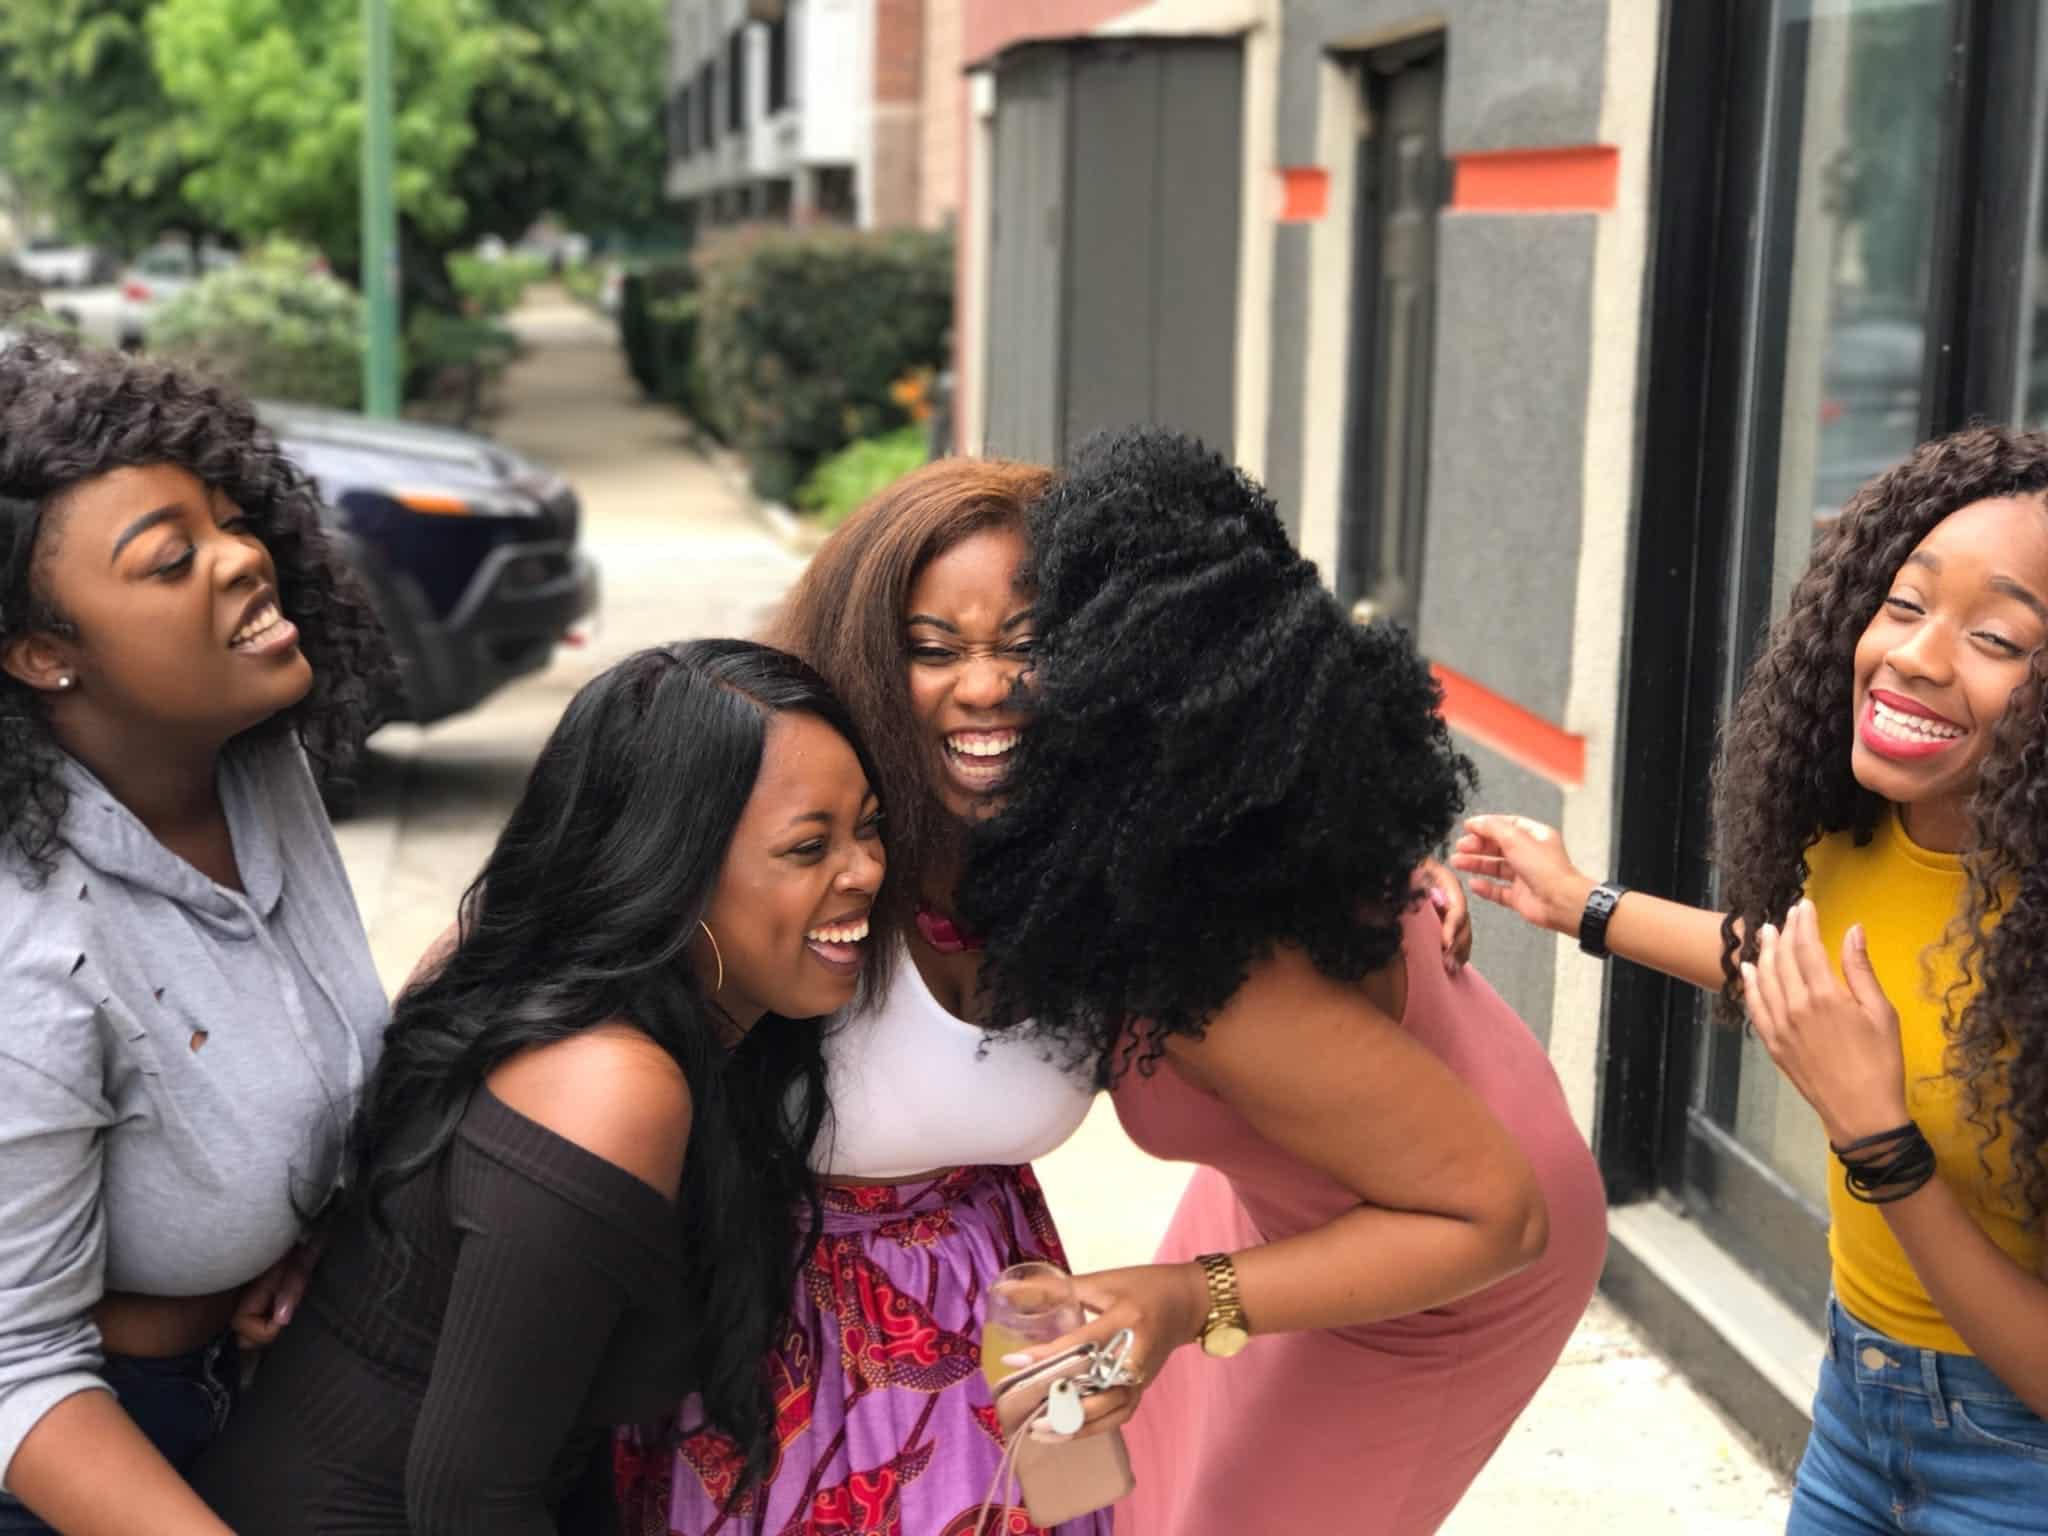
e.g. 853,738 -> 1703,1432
337,289 -> 1792,1532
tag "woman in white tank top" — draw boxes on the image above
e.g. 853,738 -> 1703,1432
618,459 -> 1466,1535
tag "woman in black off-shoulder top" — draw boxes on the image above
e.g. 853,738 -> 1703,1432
193,640 -> 894,1533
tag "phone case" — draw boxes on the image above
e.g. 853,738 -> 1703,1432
992,1346 -> 1136,1525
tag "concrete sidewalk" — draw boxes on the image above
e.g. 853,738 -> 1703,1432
341,289 -> 1793,1534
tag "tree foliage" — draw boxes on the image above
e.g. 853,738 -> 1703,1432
146,0 -> 516,264
0,0 -> 216,252
3,0 -> 670,275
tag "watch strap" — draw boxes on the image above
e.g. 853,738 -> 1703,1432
1578,881 -> 1628,957
1195,1251 -> 1246,1336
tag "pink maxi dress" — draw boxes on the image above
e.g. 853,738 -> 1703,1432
1109,906 -> 1608,1536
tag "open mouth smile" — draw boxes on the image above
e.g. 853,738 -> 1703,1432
942,729 -> 1020,788
1859,688 -> 1966,761
228,591 -> 299,656
805,914 -> 871,978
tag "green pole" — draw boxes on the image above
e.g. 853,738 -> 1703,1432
361,0 -> 399,417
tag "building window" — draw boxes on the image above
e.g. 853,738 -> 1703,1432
728,26 -> 748,134
671,83 -> 694,159
699,59 -> 716,149
1617,0 -> 2046,1321
767,15 -> 791,114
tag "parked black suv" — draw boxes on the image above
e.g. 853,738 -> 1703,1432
261,404 -> 599,724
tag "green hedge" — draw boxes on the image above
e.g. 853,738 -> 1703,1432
694,225 -> 953,502
449,252 -> 547,317
795,425 -> 930,528
618,258 -> 698,405
149,242 -> 364,409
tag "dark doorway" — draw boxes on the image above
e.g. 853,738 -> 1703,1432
1337,38 -> 1446,625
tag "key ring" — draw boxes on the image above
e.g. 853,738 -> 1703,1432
1083,1328 -> 1140,1391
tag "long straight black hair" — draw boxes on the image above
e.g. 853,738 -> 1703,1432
353,638 -> 882,1480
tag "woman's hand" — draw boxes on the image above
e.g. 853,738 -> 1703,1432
997,1262 -> 1209,1441
231,1241 -> 319,1350
1415,859 -> 1472,974
1740,900 -> 1910,1146
1451,815 -> 1596,938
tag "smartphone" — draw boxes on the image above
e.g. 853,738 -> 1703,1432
991,1344 -> 1136,1525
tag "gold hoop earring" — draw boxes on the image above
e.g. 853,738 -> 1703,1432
698,920 -> 724,993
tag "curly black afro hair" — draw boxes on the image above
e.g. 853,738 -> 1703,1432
0,331 -> 394,883
956,427 -> 1474,1083
1713,424 -> 2048,1220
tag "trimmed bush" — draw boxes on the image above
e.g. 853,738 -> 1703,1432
694,225 -> 954,502
795,426 -> 930,528
619,257 -> 696,397
449,252 -> 547,317
150,241 -> 364,408
404,309 -> 521,425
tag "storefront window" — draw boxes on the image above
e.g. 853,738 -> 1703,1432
1712,0 -> 1954,1212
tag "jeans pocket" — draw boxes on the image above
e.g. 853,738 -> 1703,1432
1949,1397 -> 2048,1463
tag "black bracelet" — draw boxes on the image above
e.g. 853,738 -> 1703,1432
1578,882 -> 1628,957
1830,1121 -> 1938,1204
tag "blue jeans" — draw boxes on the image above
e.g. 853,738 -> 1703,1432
1788,1298 -> 2048,1534
0,1335 -> 238,1534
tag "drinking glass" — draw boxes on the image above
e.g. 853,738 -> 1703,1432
980,1261 -> 1084,1389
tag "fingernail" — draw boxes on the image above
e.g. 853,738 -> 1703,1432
276,1302 -> 293,1326
1001,1352 -> 1032,1367
1429,886 -> 1449,913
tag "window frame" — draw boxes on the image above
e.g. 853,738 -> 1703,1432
1606,0 -> 2047,1307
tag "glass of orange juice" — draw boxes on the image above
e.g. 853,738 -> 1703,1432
981,1262 -> 1085,1390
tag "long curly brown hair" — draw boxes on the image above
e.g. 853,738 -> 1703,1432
1712,425 -> 2048,1219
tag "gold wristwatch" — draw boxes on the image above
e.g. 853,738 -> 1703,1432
1194,1252 -> 1250,1357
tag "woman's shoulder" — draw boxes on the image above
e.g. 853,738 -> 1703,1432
480,1025 -> 691,1203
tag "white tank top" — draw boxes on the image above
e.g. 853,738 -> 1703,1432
811,941 -> 1096,1179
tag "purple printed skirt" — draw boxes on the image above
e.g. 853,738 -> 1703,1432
616,1164 -> 1114,1536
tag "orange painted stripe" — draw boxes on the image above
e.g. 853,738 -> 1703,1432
1451,145 -> 1618,213
1277,167 -> 1329,222
1430,663 -> 1586,790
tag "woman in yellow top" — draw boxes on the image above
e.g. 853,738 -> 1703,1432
1454,425 -> 2048,1534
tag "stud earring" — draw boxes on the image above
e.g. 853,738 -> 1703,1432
698,920 -> 724,993
55,676 -> 73,691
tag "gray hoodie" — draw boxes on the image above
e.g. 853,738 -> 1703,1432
0,733 -> 386,1490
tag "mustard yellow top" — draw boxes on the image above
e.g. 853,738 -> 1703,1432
1804,810 -> 2042,1353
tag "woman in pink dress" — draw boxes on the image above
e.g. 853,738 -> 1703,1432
958,429 -> 1609,1535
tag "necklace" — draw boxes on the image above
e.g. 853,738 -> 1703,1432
915,904 -> 985,954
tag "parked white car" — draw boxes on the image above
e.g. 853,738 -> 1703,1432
117,243 -> 238,348
15,238 -> 108,288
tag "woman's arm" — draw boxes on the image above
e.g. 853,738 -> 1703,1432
9,1393 -> 233,1536
406,1027 -> 688,1536
0,1051 -> 232,1534
1454,814 -> 1732,993
1012,944 -> 1548,1435
1745,901 -> 2048,1414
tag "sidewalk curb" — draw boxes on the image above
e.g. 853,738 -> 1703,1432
697,439 -> 830,557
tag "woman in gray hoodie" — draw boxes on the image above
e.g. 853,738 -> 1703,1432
0,334 -> 394,1534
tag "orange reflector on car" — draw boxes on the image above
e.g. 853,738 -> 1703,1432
395,490 -> 473,516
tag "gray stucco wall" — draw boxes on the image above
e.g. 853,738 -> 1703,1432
1257,0 -> 1607,1035
1420,212 -> 1596,724
1459,742 -> 1563,1046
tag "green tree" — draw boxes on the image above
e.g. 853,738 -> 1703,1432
453,0 -> 670,248
0,0 -> 216,252
146,0 -> 521,272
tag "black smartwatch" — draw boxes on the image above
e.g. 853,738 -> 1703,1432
1578,882 -> 1628,957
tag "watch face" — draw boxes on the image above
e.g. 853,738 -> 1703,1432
1201,1322 -> 1250,1358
